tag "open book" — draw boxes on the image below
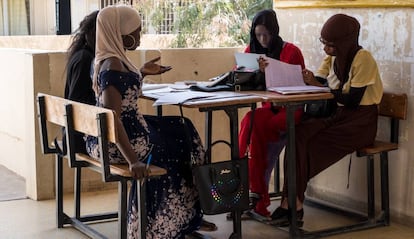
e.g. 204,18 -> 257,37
264,57 -> 330,94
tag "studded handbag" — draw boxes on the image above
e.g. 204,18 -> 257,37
192,157 -> 249,215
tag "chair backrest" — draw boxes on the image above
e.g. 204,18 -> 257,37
378,92 -> 408,120
378,92 -> 408,144
37,93 -> 120,179
37,93 -> 117,142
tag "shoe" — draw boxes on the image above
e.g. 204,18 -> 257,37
270,207 -> 304,227
249,192 -> 261,209
198,219 -> 218,231
226,211 -> 252,221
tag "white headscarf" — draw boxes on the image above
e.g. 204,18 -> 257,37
93,4 -> 141,94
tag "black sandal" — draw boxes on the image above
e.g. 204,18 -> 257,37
198,219 -> 218,231
269,207 -> 304,227
249,192 -> 261,209
225,211 -> 252,221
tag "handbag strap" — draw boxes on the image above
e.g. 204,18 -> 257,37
244,104 -> 256,157
179,103 -> 256,158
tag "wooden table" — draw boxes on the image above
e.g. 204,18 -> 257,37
142,90 -> 334,238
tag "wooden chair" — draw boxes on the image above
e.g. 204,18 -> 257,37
305,91 -> 408,237
355,92 -> 408,225
36,93 -> 167,239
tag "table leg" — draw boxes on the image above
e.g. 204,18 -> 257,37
286,105 -> 300,238
205,111 -> 213,164
225,107 -> 242,239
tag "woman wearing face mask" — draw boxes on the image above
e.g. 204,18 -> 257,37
85,4 -> 210,238
272,13 -> 383,227
238,9 -> 306,219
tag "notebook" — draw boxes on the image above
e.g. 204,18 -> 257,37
264,57 -> 330,94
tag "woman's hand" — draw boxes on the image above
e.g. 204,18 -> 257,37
257,56 -> 269,73
140,57 -> 172,76
129,160 -> 149,179
302,69 -> 321,86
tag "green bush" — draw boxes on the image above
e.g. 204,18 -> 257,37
135,0 -> 272,48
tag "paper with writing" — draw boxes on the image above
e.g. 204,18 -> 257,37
264,57 -> 330,94
264,57 -> 304,88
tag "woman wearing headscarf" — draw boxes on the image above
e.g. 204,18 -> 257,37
238,9 -> 305,218
85,5 -> 206,238
271,13 -> 383,226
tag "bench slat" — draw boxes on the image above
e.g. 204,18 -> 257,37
76,153 -> 167,177
357,141 -> 398,155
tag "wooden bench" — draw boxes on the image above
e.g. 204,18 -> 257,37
36,93 -> 167,239
304,92 -> 408,237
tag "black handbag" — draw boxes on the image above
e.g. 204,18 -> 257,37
188,104 -> 254,215
189,69 -> 266,92
178,105 -> 248,215
228,70 -> 266,91
192,157 -> 249,215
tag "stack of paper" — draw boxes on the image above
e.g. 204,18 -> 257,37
152,91 -> 215,106
268,85 -> 331,95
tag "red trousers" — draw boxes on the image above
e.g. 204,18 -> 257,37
239,105 -> 303,216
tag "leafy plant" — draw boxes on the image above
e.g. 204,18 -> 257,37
134,0 -> 272,48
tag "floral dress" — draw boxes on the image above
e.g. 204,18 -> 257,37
86,69 -> 205,239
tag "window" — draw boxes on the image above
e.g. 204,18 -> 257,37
0,0 -> 30,35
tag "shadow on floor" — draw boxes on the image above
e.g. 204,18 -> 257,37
0,164 -> 26,201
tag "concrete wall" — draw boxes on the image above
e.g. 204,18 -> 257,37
274,6 -> 414,226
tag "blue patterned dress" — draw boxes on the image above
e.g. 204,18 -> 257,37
86,69 -> 205,239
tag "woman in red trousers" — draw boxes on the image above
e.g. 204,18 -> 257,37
238,9 -> 305,218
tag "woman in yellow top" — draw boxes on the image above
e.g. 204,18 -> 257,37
271,13 -> 383,226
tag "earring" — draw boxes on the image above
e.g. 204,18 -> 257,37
123,34 -> 136,49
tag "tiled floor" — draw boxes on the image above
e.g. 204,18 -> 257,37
1,189 -> 414,239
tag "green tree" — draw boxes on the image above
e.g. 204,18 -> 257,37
135,0 -> 272,48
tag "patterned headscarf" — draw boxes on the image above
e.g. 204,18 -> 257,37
249,9 -> 284,60
93,4 -> 141,94
321,14 -> 362,84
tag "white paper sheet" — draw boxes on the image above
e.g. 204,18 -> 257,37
152,91 -> 216,106
264,57 -> 304,88
234,52 -> 265,70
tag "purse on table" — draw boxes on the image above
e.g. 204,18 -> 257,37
228,69 -> 266,91
189,69 -> 266,92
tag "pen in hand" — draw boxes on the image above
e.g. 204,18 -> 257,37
146,154 -> 152,170
141,154 -> 152,186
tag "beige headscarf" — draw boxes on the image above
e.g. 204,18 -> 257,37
93,4 -> 141,94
